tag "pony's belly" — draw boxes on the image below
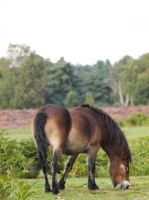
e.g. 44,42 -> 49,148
62,137 -> 90,155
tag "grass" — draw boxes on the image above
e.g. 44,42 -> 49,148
122,126 -> 149,139
1,126 -> 149,141
21,176 -> 149,200
0,127 -> 31,141
1,126 -> 149,199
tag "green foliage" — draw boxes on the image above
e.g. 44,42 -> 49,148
0,176 -> 12,200
64,90 -> 79,108
0,44 -> 49,109
1,44 -> 149,108
84,92 -> 95,106
45,57 -> 75,105
19,139 -> 37,161
0,176 -> 35,200
110,55 -> 132,106
13,180 -> 35,200
118,114 -> 149,127
2,131 -> 149,179
80,61 -> 112,106
0,135 -> 39,178
129,137 -> 149,176
0,136 -> 26,176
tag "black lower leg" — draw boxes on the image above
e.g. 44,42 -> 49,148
52,149 -> 62,194
88,157 -> 99,190
59,155 -> 78,190
42,163 -> 51,192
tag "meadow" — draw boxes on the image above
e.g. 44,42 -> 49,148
1,125 -> 149,199
2,125 -> 149,140
21,176 -> 149,200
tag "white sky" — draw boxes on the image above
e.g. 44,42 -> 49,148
0,0 -> 149,65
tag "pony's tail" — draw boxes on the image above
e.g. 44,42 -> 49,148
30,112 -> 48,172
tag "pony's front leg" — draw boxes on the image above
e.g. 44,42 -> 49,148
59,154 -> 78,190
52,149 -> 62,194
87,149 -> 99,190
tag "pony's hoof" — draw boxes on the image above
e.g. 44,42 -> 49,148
44,187 -> 52,192
89,184 -> 99,190
52,188 -> 60,195
59,184 -> 65,190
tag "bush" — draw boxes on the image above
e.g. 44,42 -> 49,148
0,136 -> 27,177
0,176 -> 12,200
1,132 -> 149,179
118,114 -> 149,127
129,136 -> 149,176
0,135 -> 39,178
0,176 -> 35,200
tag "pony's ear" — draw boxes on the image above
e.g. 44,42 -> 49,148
126,150 -> 133,163
122,151 -> 133,163
128,152 -> 133,163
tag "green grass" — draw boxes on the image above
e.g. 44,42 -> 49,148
1,126 -> 149,141
21,176 -> 149,200
1,126 -> 149,199
122,126 -> 149,139
0,127 -> 31,141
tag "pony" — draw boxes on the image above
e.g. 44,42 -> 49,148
30,104 -> 132,194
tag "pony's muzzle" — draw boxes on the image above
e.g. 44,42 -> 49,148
115,181 -> 130,190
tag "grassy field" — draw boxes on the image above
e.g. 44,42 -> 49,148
0,127 -> 32,140
1,126 -> 149,141
20,176 -> 149,200
1,126 -> 149,199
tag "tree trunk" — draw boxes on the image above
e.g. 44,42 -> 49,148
118,80 -> 129,107
125,94 -> 129,107
118,80 -> 124,106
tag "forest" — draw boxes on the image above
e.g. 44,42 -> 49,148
0,44 -> 149,109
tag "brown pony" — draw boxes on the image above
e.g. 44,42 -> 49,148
30,104 -> 132,195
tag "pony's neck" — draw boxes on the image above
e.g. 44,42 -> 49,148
102,144 -> 124,162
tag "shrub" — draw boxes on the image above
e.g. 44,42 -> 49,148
118,114 -> 149,127
0,135 -> 39,178
0,176 -> 12,200
0,136 -> 27,177
1,132 -> 149,179
0,176 -> 35,200
13,179 -> 35,200
129,136 -> 149,176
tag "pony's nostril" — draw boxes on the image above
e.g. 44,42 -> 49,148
126,185 -> 129,189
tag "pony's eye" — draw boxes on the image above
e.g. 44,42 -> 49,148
124,166 -> 128,171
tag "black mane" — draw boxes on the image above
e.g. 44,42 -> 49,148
81,104 -> 132,163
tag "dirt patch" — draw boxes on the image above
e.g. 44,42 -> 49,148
0,106 -> 149,129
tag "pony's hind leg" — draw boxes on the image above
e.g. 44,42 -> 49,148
52,149 -> 62,194
58,154 -> 78,190
42,163 -> 51,192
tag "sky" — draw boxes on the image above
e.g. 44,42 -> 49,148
0,0 -> 149,65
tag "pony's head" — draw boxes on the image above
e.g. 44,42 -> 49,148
109,152 -> 132,190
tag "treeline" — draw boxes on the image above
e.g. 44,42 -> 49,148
0,44 -> 149,109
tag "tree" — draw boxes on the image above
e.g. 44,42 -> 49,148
12,53 -> 48,108
81,61 -> 112,106
64,90 -> 79,108
84,92 -> 95,106
135,72 -> 149,104
110,56 -> 132,106
121,53 -> 149,105
7,44 -> 33,67
0,51 -> 49,108
45,57 -> 75,105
